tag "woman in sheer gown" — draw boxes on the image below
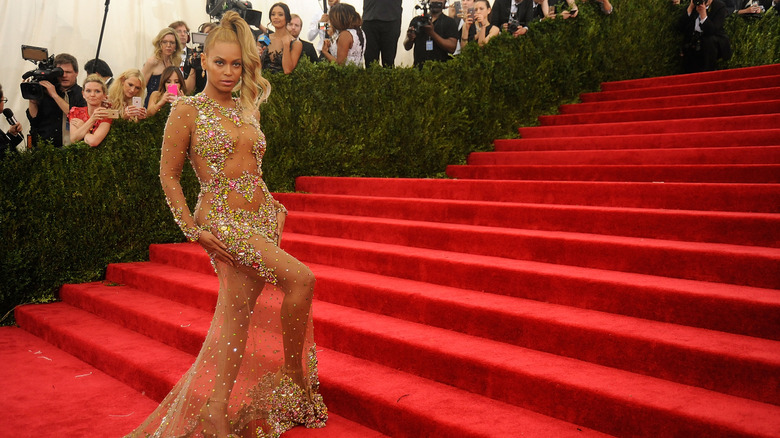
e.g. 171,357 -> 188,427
126,11 -> 327,438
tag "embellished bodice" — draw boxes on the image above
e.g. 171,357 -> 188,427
183,93 -> 266,176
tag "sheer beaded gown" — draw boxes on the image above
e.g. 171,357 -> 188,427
126,93 -> 327,438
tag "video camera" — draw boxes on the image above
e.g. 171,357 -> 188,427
411,0 -> 432,34
19,45 -> 63,101
206,0 -> 262,28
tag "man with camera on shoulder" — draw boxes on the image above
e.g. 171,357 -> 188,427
679,0 -> 732,73
404,1 -> 460,68
26,53 -> 87,148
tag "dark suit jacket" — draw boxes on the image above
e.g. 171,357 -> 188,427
490,0 -> 536,27
679,0 -> 732,59
300,39 -> 319,63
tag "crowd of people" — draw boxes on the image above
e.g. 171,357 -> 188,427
3,0 -> 774,152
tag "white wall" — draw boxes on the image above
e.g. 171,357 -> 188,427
0,0 -> 415,135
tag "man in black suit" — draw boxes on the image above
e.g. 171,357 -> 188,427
679,0 -> 732,73
289,14 -> 319,63
490,0 -> 536,36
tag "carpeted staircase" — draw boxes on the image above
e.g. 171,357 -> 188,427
6,64 -> 780,437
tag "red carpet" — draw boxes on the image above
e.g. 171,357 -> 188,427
7,64 -> 780,437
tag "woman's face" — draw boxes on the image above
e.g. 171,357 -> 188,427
164,75 -> 181,86
160,34 -> 177,57
204,41 -> 243,94
123,76 -> 142,99
270,6 -> 287,29
83,81 -> 105,107
328,0 -> 339,7
475,2 -> 491,22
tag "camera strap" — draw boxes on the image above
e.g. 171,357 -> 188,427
62,92 -> 71,147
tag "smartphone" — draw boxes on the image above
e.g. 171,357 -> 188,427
454,1 -> 462,16
104,109 -> 120,119
468,7 -> 475,18
132,96 -> 143,107
167,83 -> 179,95
549,5 -> 555,14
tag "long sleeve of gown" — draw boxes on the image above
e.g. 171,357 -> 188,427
160,100 -> 201,242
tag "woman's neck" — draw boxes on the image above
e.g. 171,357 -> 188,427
204,87 -> 235,108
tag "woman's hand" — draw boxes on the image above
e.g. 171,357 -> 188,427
91,107 -> 110,121
198,230 -> 236,267
322,39 -> 332,54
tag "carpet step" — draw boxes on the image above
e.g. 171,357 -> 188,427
274,192 -> 780,247
108,253 -> 780,343
541,99 -> 780,126
445,163 -> 780,183
580,75 -> 780,102
308,264 -> 780,400
599,63 -> 780,91
314,302 -> 780,438
560,87 -> 780,114
143,241 -> 780,342
13,301 -> 598,438
56,277 -> 780,423
0,327 -> 158,438
494,129 -> 780,152
283,212 -> 780,288
518,114 -> 780,138
293,177 -> 780,213
468,146 -> 780,166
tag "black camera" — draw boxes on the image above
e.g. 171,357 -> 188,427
19,45 -> 63,101
186,31 -> 208,72
206,0 -> 262,28
507,13 -> 521,34
411,0 -> 432,34
693,0 -> 706,5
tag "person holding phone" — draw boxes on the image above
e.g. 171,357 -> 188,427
68,75 -> 114,147
141,27 -> 185,107
126,11 -> 326,437
321,3 -> 367,66
107,69 -> 147,122
308,0 -> 341,55
146,66 -> 186,117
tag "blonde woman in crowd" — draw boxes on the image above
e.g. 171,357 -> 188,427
107,69 -> 147,121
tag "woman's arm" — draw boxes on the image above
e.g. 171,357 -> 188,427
283,39 -> 303,74
335,31 -> 353,65
141,56 -> 158,84
160,101 -> 199,241
69,108 -> 105,143
84,120 -> 111,147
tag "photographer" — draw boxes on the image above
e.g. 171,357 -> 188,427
404,1 -> 459,68
679,0 -> 731,73
186,22 -> 217,94
490,0 -> 535,36
26,53 -> 87,148
0,84 -> 24,154
309,0 -> 341,55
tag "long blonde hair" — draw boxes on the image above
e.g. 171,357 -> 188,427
205,11 -> 271,119
152,27 -> 184,66
107,68 -> 146,112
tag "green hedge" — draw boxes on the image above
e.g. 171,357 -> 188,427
1,0 -> 778,323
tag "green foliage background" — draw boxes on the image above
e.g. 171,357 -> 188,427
1,0 -> 778,323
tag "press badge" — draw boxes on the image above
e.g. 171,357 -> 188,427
426,39 -> 434,51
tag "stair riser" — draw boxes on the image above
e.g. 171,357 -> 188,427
274,193 -> 780,248
581,76 -> 780,102
106,263 -> 218,313
468,147 -> 780,166
273,239 -> 780,338
600,65 -> 780,91
563,88 -> 780,115
518,115 -> 780,139
543,100 -> 780,126
446,164 -> 780,183
285,215 -> 780,289
494,130 -> 780,151
294,177 -> 780,213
